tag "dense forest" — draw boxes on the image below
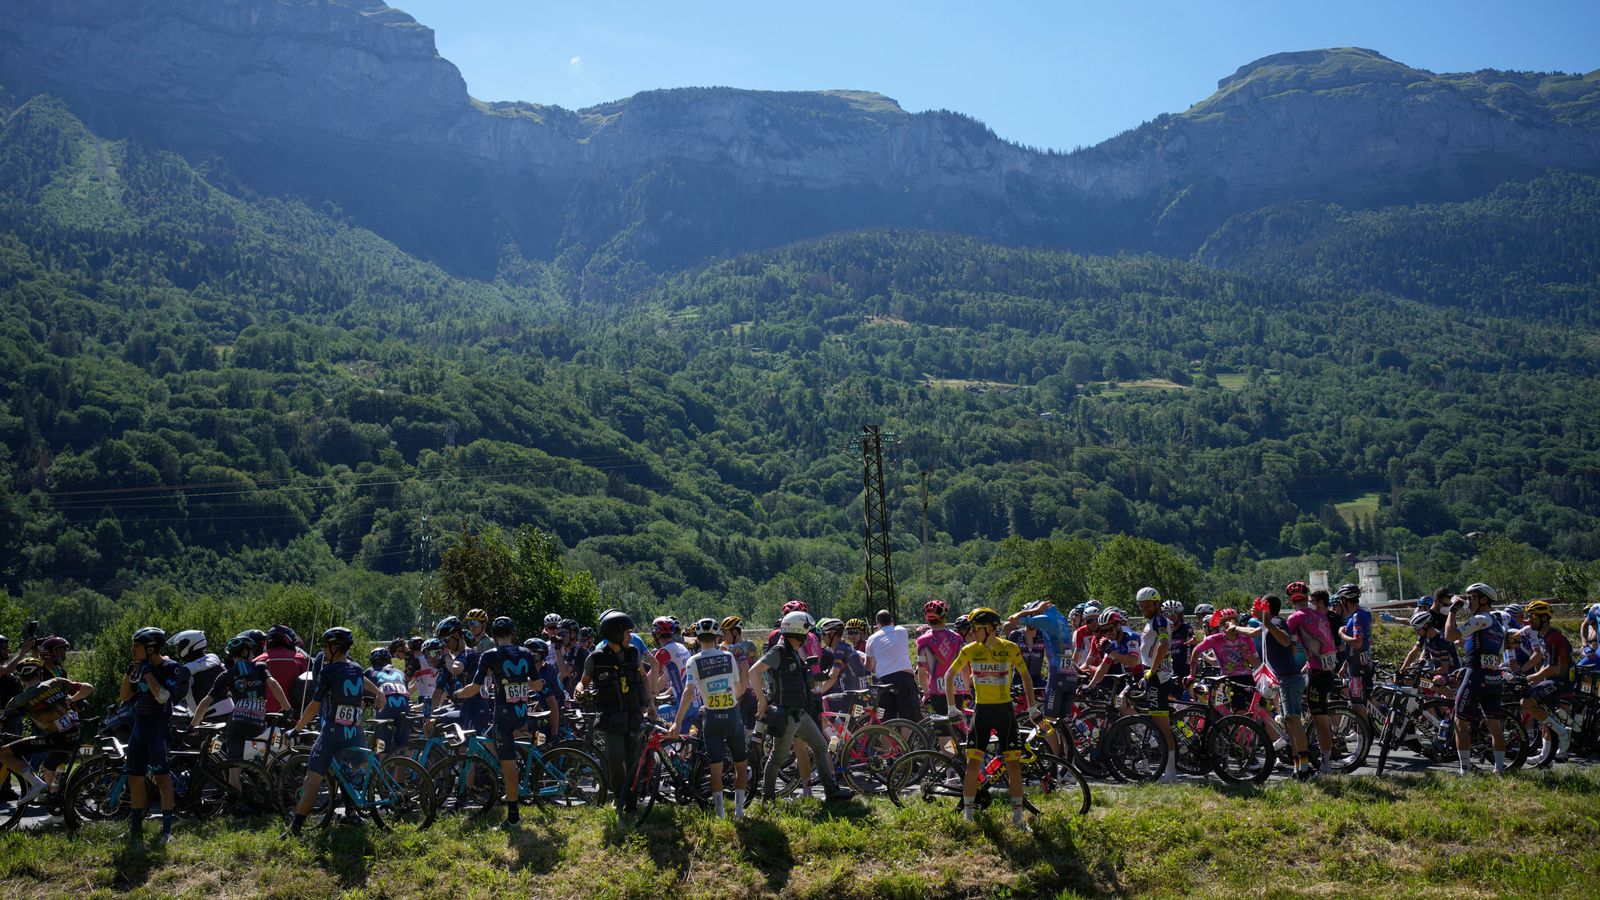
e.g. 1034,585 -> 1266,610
2,95 -> 1598,647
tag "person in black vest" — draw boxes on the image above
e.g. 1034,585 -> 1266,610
576,609 -> 653,812
749,611 -> 855,803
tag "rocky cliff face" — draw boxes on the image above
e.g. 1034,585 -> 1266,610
4,1 -> 1597,276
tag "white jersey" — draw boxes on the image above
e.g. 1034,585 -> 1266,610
186,653 -> 232,716
684,649 -> 740,713
864,625 -> 914,677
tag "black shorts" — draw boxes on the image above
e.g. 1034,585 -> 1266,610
493,713 -> 525,761
699,710 -> 748,766
1144,676 -> 1177,715
1304,669 -> 1337,716
876,671 -> 919,721
966,702 -> 1020,761
1226,675 -> 1255,713
1455,670 -> 1504,722
223,719 -> 267,759
1043,671 -> 1077,720
4,730 -> 78,770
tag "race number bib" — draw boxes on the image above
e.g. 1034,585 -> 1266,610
504,681 -> 532,704
235,697 -> 266,717
1319,653 -> 1339,670
332,705 -> 360,726
55,709 -> 79,732
379,681 -> 407,697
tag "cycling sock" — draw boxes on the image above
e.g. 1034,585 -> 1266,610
1011,797 -> 1025,824
161,811 -> 174,834
713,793 -> 725,817
734,788 -> 746,816
1457,750 -> 1472,773
505,802 -> 520,824
130,806 -> 147,825
290,813 -> 307,835
1493,750 -> 1506,773
1166,751 -> 1177,774
961,796 -> 975,822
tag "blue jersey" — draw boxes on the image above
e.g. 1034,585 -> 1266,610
1170,621 -> 1194,678
132,659 -> 189,720
367,665 -> 409,720
1345,608 -> 1373,656
474,644 -> 536,718
530,663 -> 563,706
1459,614 -> 1504,670
314,660 -> 370,742
1022,607 -> 1075,676
455,647 -> 487,717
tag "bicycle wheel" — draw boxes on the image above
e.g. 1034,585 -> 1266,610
1373,705 -> 1404,776
885,749 -> 965,809
653,737 -> 709,808
1208,715 -> 1272,785
1025,752 -> 1091,817
878,718 -> 932,752
628,754 -> 659,825
529,746 -> 608,808
63,755 -> 129,829
375,756 -> 436,830
430,755 -> 499,820
839,725 -> 909,795
1321,707 -> 1371,773
201,758 -> 275,816
274,752 -> 331,819
1170,706 -> 1213,776
0,769 -> 28,832
1101,715 -> 1165,783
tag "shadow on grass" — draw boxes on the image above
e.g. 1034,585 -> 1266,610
309,821 -> 378,889
734,815 -> 794,893
506,812 -> 569,874
977,813 -> 1117,899
110,834 -> 157,892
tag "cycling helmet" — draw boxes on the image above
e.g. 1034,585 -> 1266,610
1083,604 -> 1102,620
466,609 -> 489,623
923,599 -> 947,622
132,627 -> 167,651
845,618 -> 867,632
1504,604 -> 1526,622
1416,596 -> 1433,607
969,607 -> 1003,627
1193,603 -> 1215,620
1464,583 -> 1498,603
13,658 -> 46,680
599,609 -> 634,642
1408,610 -> 1434,630
321,627 -> 354,652
720,615 -> 743,632
780,611 -> 815,636
578,626 -> 593,638
694,617 -> 720,637
243,629 -> 268,650
434,616 -> 463,638
1097,608 -> 1125,628
267,624 -> 298,649
544,613 -> 562,627
1589,602 -> 1600,617
491,616 -> 516,637
420,638 -> 443,655
817,618 -> 845,634
226,634 -> 259,657
40,636 -> 70,655
1524,600 -> 1554,620
1135,587 -> 1161,606
1335,583 -> 1361,603
560,618 -> 579,631
651,616 -> 676,638
168,630 -> 207,661
524,637 -> 550,656
1285,581 -> 1310,599
781,600 -> 808,615
952,615 -> 971,632
369,647 -> 392,667
1160,600 -> 1184,617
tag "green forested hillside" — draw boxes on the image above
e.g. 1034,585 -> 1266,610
2,97 -> 1598,643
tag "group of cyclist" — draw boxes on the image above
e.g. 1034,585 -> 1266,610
1,585 -> 1596,839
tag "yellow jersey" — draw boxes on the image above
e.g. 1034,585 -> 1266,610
950,638 -> 1025,705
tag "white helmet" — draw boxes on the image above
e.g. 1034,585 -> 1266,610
780,611 -> 815,636
168,630 -> 207,660
1408,611 -> 1434,629
1160,600 -> 1184,617
543,613 -> 562,626
1193,603 -> 1215,619
1464,583 -> 1498,603
1590,603 -> 1600,617
1136,587 -> 1162,605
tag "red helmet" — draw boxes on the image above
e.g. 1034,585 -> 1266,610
781,599 -> 808,615
1210,608 -> 1239,629
651,616 -> 676,637
923,599 -> 947,621
1285,581 -> 1310,600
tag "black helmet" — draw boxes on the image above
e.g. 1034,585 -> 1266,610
132,626 -> 167,651
524,637 -> 550,656
226,634 -> 260,657
369,646 -> 392,667
242,629 -> 268,650
434,616 -> 462,639
559,618 -> 579,631
491,616 -> 516,637
266,624 -> 298,649
599,609 -> 634,643
321,627 -> 354,652
420,637 -> 443,655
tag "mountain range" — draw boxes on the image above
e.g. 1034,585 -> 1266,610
4,0 -> 1598,277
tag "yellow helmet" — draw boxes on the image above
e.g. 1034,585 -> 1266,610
1523,600 -> 1554,620
969,607 -> 1002,627
466,609 -> 489,622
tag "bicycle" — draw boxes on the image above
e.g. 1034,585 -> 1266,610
623,723 -> 708,824
884,743 -> 1089,819
429,721 -> 606,820
278,736 -> 435,831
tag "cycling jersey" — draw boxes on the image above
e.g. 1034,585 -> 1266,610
209,659 -> 273,724
1286,608 -> 1339,672
1098,629 -> 1142,677
1344,608 -> 1373,656
132,659 -> 188,720
1023,607 -> 1078,676
1418,634 -> 1460,674
827,644 -> 870,694
917,628 -> 969,698
313,660 -> 370,740
1140,614 -> 1173,680
950,638 -> 1026,705
1192,632 -> 1260,678
367,665 -> 410,719
185,653 -> 228,715
685,649 -> 740,715
4,677 -> 81,735
1009,627 -> 1047,684
475,644 -> 538,716
1540,628 -> 1573,684
1170,620 -> 1194,679
1458,613 -> 1505,670
653,640 -> 692,704
255,647 -> 310,713
1074,624 -> 1098,668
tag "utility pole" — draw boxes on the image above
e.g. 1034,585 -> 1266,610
848,426 -> 899,624
920,469 -> 931,599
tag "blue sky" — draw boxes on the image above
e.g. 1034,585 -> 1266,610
395,0 -> 1600,151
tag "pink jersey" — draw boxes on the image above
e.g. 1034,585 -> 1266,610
1192,632 -> 1261,678
1287,608 -> 1340,672
917,628 -> 969,697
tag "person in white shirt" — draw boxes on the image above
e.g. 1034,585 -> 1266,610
863,609 -> 919,721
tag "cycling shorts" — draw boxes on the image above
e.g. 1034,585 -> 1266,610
699,709 -> 748,766
1144,676 -> 1177,716
126,718 -> 171,777
374,717 -> 412,754
1043,671 -> 1077,720
1455,670 -> 1504,722
4,729 -> 78,770
1304,669 -> 1337,716
493,712 -> 526,761
223,720 -> 267,760
1346,664 -> 1375,704
1531,680 -> 1570,706
966,702 -> 1020,761
305,730 -> 361,776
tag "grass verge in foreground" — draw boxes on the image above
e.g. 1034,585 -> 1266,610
1,768 -> 1596,898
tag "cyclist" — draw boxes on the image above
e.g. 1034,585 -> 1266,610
1251,593 -> 1311,778
456,616 -> 536,827
466,609 -> 494,653
284,627 -> 383,839
190,633 -> 289,761
1072,604 -> 1102,670
1285,583 -> 1339,778
1165,600 -> 1194,695
1401,609 -> 1461,690
750,610 -> 854,803
577,609 -> 652,813
256,625 -> 310,715
1084,608 -> 1141,715
542,613 -> 563,643
365,646 -> 411,757
946,607 -> 1034,829
817,618 -> 869,709
437,616 -> 489,736
1446,583 -> 1508,774
1519,599 -> 1574,762
1189,609 -> 1261,712
650,617 -> 693,719
1,659 -> 92,810
37,636 -> 70,679
673,618 -> 750,818
1008,615 -> 1048,692
1335,584 -> 1375,728
1582,602 -> 1600,653
121,627 -> 189,844
917,600 -> 968,717
1132,588 -> 1180,783
412,638 -> 441,718
522,638 -> 564,744
1192,604 -> 1216,640
169,630 -> 225,718
719,616 -> 760,729
864,609 -> 919,723
1005,599 -> 1077,759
